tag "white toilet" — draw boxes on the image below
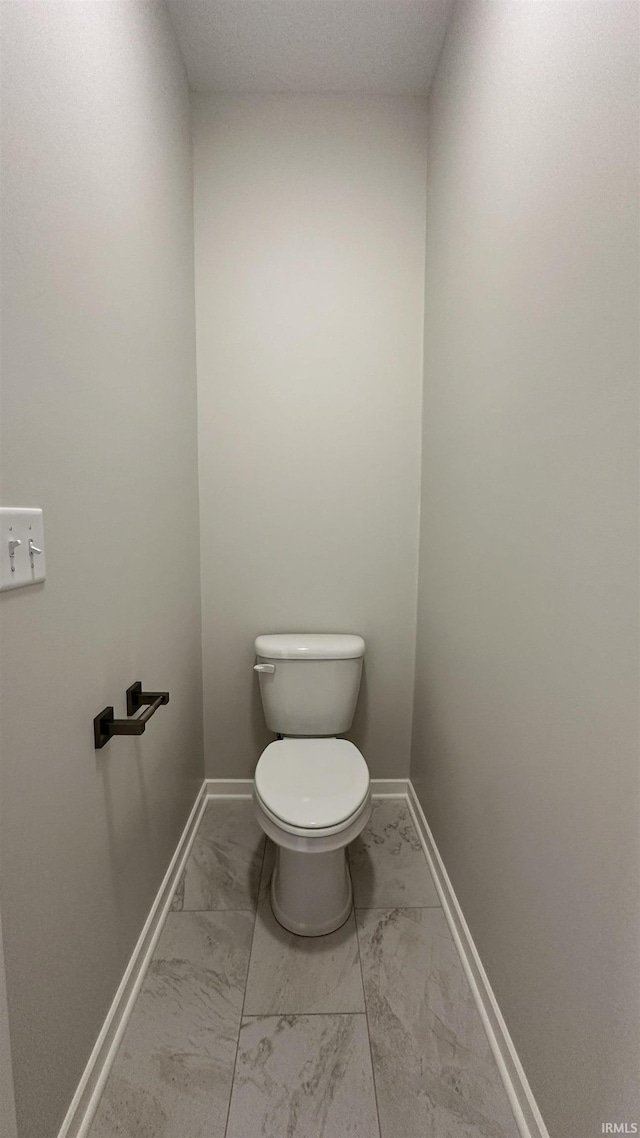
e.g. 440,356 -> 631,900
252,633 -> 370,936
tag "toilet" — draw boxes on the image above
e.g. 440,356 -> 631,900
252,633 -> 370,936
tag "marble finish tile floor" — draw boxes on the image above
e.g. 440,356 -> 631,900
226,1014 -> 379,1138
349,798 -> 441,908
89,797 -> 519,1138
172,799 -> 265,912
89,910 -> 254,1138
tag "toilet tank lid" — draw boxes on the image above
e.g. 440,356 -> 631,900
255,633 -> 365,660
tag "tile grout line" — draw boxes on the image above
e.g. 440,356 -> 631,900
222,836 -> 268,1138
349,849 -> 384,1138
354,903 -> 442,911
172,907 -> 258,913
241,1011 -> 369,1020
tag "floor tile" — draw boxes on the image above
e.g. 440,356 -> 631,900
88,911 -> 254,1138
246,840 -> 365,1014
244,896 -> 366,1015
172,799 -> 265,911
348,799 -> 440,908
356,907 -> 518,1138
225,1014 -> 380,1138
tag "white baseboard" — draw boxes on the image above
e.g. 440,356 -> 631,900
369,777 -> 409,797
58,775 -> 547,1138
205,777 -> 254,797
406,782 -> 549,1138
56,782 -> 208,1138
57,771 -> 409,1136
204,777 -> 410,799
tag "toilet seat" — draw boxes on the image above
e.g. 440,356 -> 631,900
255,738 -> 369,832
255,784 -> 371,840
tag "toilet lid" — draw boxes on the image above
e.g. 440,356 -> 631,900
255,739 -> 369,829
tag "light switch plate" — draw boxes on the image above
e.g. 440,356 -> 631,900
0,508 -> 46,591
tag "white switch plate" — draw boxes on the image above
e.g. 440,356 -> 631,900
0,508 -> 46,591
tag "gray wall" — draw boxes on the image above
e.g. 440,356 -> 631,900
0,910 -> 17,1138
194,95 -> 427,779
0,4 -> 203,1135
411,3 -> 639,1136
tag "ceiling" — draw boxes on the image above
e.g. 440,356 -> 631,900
165,0 -> 454,94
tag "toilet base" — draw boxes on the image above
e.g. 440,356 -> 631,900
270,845 -> 353,937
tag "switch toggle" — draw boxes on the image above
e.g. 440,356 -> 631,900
28,539 -> 42,567
8,538 -> 21,574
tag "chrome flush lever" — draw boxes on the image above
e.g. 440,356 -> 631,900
254,663 -> 275,674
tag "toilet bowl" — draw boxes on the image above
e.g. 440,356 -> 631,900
252,633 -> 369,936
253,737 -> 371,935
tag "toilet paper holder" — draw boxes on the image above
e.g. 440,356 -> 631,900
93,681 -> 170,749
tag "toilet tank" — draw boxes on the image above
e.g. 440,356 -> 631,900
254,633 -> 365,736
